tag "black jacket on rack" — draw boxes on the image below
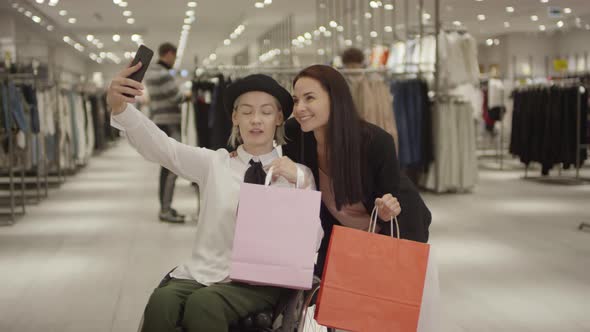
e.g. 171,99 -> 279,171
510,85 -> 588,174
192,74 -> 232,150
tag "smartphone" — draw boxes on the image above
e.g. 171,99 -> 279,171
124,45 -> 153,97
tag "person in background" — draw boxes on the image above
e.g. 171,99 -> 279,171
341,47 -> 365,69
107,64 -> 320,332
145,42 -> 191,223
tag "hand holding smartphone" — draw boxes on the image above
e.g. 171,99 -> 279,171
124,45 -> 154,97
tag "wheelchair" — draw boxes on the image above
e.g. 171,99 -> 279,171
137,269 -> 335,332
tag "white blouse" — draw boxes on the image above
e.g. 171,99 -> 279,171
112,104 -> 321,285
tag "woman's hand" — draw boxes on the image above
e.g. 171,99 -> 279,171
269,156 -> 298,184
375,194 -> 401,221
106,62 -> 145,115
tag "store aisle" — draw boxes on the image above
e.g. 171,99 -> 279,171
0,138 -> 589,332
0,141 -> 199,332
428,168 -> 590,332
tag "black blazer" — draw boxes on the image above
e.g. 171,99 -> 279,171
283,119 -> 431,275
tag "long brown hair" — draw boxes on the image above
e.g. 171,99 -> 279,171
294,65 -> 366,209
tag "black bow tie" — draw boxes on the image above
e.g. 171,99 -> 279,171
244,159 -> 267,185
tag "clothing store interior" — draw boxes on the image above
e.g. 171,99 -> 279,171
0,0 -> 589,331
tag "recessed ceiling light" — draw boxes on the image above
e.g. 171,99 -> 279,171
48,0 -> 58,6
324,30 -> 332,37
47,25 -> 54,31
209,53 -> 217,60
92,39 -> 99,45
32,16 -> 41,23
123,10 -> 132,16
63,36 -> 71,43
423,13 -> 431,20
68,17 -> 76,24
25,11 -> 32,17
337,26 -> 344,32
254,2 -> 264,8
319,26 -> 326,32
131,34 -> 141,42
183,24 -> 190,30
297,36 -> 305,42
127,18 -> 135,24
119,2 -> 128,7
329,21 -> 338,28
384,26 -> 393,32
586,24 -> 590,30
12,3 -> 19,9
557,20 -> 564,28
356,35 -> 362,42
304,32 -> 312,39
540,0 -> 548,3
345,39 -> 353,46
36,0 -> 44,4
506,6 -> 514,13
384,4 -> 394,10
365,12 -> 372,19
264,0 -> 272,4
113,34 -> 121,42
86,34 -> 95,42
486,38 -> 493,46
224,39 -> 231,45
97,43 -> 104,49
59,10 -> 67,16
318,49 -> 325,55
504,21 -> 510,28
564,8 -> 572,14
477,14 -> 486,21
186,10 -> 194,16
370,1 -> 379,8
113,0 -> 121,4
453,20 -> 462,26
187,1 -> 197,7
476,0 -> 483,2
370,31 -> 378,38
539,25 -> 546,31
531,15 -> 538,21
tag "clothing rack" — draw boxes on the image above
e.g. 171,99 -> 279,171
0,73 -> 34,224
520,80 -> 589,184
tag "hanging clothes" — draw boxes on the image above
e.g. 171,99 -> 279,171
510,85 -> 589,175
390,79 -> 433,170
422,99 -> 477,193
192,75 -> 231,151
181,101 -> 198,147
348,74 -> 399,153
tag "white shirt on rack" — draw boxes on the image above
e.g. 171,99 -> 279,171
111,104 -> 321,286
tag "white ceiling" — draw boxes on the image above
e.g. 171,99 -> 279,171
3,0 -> 590,70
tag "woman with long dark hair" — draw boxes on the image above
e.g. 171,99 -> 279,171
277,64 -> 431,274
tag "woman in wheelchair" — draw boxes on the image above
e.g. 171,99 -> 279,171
107,63 -> 320,332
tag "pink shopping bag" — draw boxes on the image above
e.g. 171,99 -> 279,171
230,168 -> 322,290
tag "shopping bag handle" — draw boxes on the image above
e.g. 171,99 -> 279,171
369,206 -> 400,239
264,166 -> 275,187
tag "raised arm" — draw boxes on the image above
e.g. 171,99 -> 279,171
107,63 -> 215,185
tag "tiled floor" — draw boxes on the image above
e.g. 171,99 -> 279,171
0,140 -> 588,332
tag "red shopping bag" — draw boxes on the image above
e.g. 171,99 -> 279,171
315,208 -> 430,332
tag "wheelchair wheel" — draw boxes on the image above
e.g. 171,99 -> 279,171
297,283 -> 335,332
